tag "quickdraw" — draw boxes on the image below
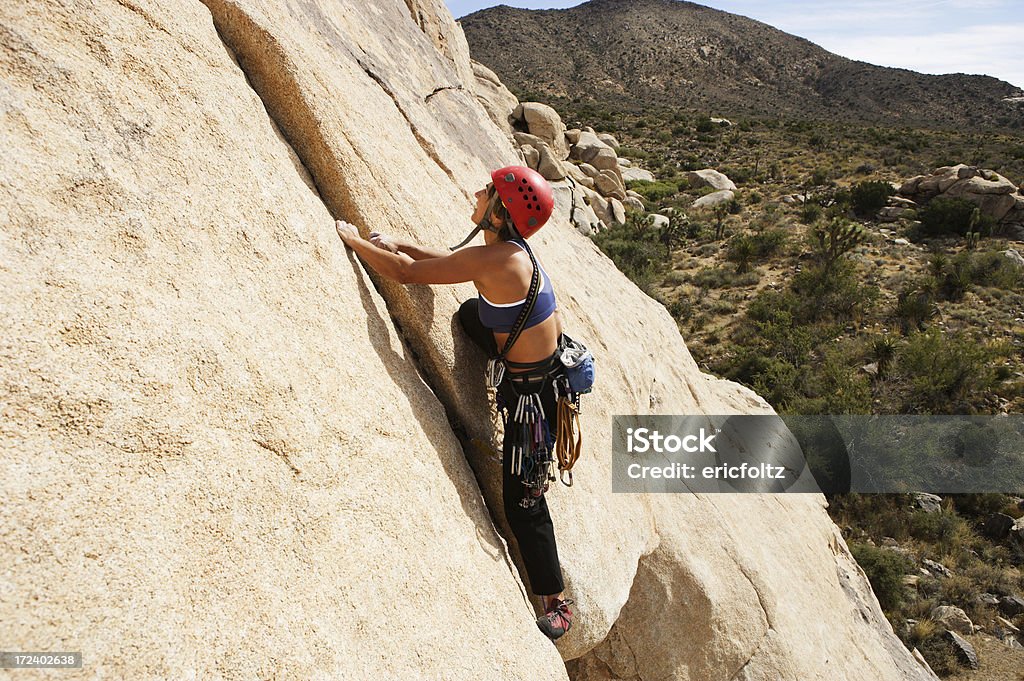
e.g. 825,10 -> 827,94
506,390 -> 555,509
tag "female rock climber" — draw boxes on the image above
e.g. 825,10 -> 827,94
334,165 -> 574,640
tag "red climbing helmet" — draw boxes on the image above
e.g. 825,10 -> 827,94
490,165 -> 554,239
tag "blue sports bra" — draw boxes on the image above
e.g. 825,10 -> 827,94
478,239 -> 557,333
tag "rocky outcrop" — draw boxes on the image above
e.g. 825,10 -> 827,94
693,189 -> 736,209
506,111 -> 653,231
687,168 -> 737,191
514,101 -> 570,160
899,165 -> 1024,235
1,1 -> 937,680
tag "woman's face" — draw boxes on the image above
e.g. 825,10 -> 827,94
471,184 -> 492,224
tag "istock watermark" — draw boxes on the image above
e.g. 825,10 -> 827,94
612,415 -> 1024,494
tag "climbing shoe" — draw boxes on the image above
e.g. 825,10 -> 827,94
536,598 -> 574,640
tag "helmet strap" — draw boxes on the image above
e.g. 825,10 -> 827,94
449,191 -> 502,250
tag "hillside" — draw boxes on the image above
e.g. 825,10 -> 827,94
460,0 -> 1024,129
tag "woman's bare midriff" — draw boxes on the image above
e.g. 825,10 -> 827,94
493,311 -> 563,372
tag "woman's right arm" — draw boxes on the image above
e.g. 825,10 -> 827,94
371,232 -> 449,261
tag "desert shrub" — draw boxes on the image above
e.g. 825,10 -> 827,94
786,341 -> 874,415
810,218 -> 868,274
688,266 -> 757,289
918,197 -> 995,236
626,179 -> 679,202
937,574 -> 980,612
849,542 -> 915,612
726,235 -> 756,273
618,146 -> 651,160
749,228 -> 789,257
591,219 -> 665,292
791,260 -> 875,322
892,329 -> 1002,413
849,179 -> 895,217
799,203 -> 822,224
938,256 -> 972,301
894,285 -> 939,333
948,493 -> 1010,518
916,634 -> 958,676
964,250 -> 1024,291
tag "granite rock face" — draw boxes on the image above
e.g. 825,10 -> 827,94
1,1 -> 936,679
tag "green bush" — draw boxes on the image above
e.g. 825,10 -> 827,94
625,179 -> 679,202
786,341 -> 874,415
919,197 -> 994,236
591,219 -> 665,292
849,542 -> 915,612
618,146 -> 651,161
892,328 -> 1002,413
894,285 -> 938,333
726,235 -> 756,273
791,260 -> 875,322
949,493 -> 1010,518
849,180 -> 895,217
965,250 -> 1024,291
749,228 -> 789,257
799,203 -> 822,224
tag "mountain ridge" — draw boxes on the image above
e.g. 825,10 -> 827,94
460,0 -> 1024,129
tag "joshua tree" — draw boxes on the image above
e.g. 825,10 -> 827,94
813,217 -> 867,275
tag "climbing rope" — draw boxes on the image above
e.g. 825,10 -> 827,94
554,386 -> 582,487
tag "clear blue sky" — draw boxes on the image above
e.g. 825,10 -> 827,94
445,0 -> 1024,89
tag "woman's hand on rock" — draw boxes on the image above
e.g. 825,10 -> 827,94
335,219 -> 359,246
369,231 -> 399,253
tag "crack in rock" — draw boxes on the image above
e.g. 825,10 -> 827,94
355,59 -> 458,186
424,84 -> 464,102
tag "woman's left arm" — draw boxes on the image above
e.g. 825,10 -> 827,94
336,220 -> 490,285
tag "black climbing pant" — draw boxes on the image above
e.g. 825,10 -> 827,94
458,298 -> 566,596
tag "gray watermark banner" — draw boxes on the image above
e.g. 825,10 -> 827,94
0,652 -> 82,668
612,415 -> 1024,494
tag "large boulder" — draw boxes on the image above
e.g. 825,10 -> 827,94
513,101 -> 569,160
0,0 -> 940,679
570,130 -> 614,165
564,162 -> 595,189
537,144 -> 567,181
594,169 -> 627,200
687,169 -> 737,191
622,166 -> 656,182
597,132 -> 620,150
945,183 -> 1017,221
520,143 -> 541,170
693,189 -> 736,209
608,197 -> 626,225
622,196 -> 645,212
930,605 -> 974,636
